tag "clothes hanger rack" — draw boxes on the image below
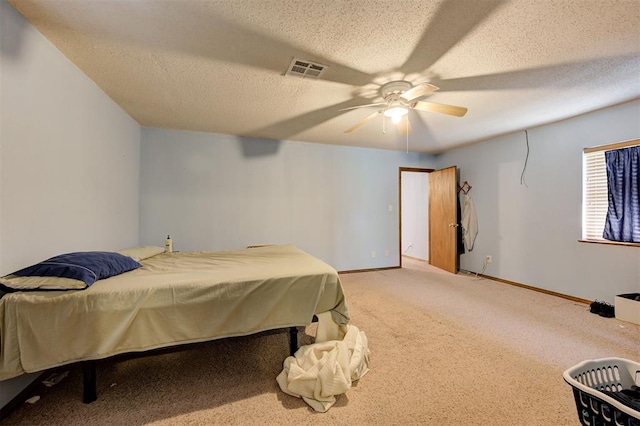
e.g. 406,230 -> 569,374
458,181 -> 472,194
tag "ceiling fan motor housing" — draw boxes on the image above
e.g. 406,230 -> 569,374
381,80 -> 413,99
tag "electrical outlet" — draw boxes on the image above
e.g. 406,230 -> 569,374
486,255 -> 492,264
384,249 -> 390,257
371,251 -> 376,258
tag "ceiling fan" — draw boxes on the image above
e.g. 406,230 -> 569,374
340,80 -> 468,134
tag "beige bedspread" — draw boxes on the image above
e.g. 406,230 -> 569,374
0,245 -> 349,380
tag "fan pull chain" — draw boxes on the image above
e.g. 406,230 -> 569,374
406,121 -> 409,153
382,115 -> 386,134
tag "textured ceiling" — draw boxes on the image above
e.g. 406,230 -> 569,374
7,0 -> 640,154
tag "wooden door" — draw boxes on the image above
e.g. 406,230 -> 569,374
429,166 -> 458,273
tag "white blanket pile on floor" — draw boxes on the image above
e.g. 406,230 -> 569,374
276,314 -> 370,412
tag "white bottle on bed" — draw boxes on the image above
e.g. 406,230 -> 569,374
165,235 -> 173,253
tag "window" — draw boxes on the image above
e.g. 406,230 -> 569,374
583,149 -> 607,241
582,139 -> 639,245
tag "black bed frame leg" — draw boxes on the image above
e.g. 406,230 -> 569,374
82,361 -> 97,404
289,326 -> 298,355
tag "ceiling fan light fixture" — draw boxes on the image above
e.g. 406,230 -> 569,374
384,106 -> 409,123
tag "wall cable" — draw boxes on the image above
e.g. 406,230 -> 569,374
475,258 -> 489,279
520,129 -> 530,187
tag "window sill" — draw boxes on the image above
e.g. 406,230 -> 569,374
579,239 -> 640,248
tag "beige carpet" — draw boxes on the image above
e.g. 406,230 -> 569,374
2,258 -> 638,425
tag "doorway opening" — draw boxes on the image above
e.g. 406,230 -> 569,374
399,167 -> 432,268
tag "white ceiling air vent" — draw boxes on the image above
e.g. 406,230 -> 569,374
285,58 -> 328,79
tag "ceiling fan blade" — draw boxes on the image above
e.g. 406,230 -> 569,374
413,101 -> 468,117
400,84 -> 439,102
431,54 -> 639,92
179,8 -> 374,87
401,0 -> 504,74
397,116 -> 412,135
339,103 -> 387,112
344,111 -> 381,133
247,98 -> 370,140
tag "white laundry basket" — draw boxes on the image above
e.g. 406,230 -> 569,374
563,358 -> 640,426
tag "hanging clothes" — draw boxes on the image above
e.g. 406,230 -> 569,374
457,196 -> 465,255
461,193 -> 478,251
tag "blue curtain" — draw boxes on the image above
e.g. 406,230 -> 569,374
603,146 -> 640,242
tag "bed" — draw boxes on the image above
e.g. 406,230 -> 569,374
0,244 -> 350,402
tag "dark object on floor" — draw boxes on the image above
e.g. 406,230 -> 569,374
599,301 -> 615,317
589,300 -> 616,317
602,386 -> 640,411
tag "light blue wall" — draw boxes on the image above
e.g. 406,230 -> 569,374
0,0 -> 140,408
437,100 -> 640,302
140,128 -> 435,271
3,0 -> 638,409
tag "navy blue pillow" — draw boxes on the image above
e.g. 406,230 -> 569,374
12,251 -> 141,286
